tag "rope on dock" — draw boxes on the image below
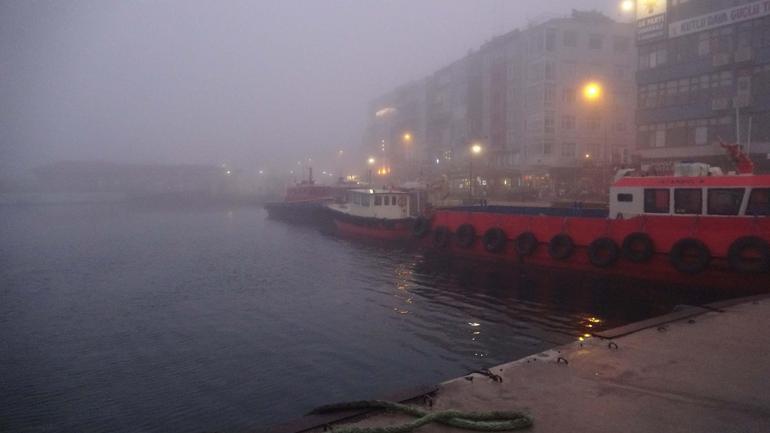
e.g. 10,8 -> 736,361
309,400 -> 532,433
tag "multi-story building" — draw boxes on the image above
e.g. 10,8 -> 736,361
635,0 -> 770,171
364,10 -> 636,199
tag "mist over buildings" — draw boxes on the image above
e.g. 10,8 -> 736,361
0,0 -> 614,179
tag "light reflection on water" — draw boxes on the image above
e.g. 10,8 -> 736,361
0,203 -> 758,433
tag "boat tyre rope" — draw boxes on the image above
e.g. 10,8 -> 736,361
483,228 -> 507,253
309,400 -> 533,433
412,217 -> 430,238
456,224 -> 476,248
514,232 -> 538,257
432,226 -> 450,249
622,232 -> 655,263
669,238 -> 711,274
587,237 -> 620,268
548,234 -> 574,260
727,236 -> 770,273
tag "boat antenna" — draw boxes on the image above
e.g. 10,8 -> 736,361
718,137 -> 754,175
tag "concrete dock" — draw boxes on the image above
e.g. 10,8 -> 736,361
303,295 -> 770,433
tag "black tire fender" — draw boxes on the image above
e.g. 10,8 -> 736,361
548,234 -> 574,260
483,227 -> 507,253
622,232 -> 655,263
432,226 -> 450,249
670,238 -> 711,274
588,237 -> 620,268
727,236 -> 770,273
456,224 -> 476,249
515,232 -> 538,256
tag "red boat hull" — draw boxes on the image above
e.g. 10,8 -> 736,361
421,208 -> 770,290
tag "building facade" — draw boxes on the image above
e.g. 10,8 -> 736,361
635,0 -> 770,171
364,10 -> 636,200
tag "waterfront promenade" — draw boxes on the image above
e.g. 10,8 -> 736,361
304,294 -> 770,433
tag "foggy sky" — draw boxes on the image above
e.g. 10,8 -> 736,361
1,0 -> 615,174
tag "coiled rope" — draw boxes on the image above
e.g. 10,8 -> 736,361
309,400 -> 533,433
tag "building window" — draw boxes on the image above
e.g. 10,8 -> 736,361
562,88 -> 576,103
644,189 -> 670,214
707,189 -> 745,215
695,126 -> 708,145
747,188 -> 770,216
561,115 -> 575,130
563,30 -> 577,47
589,34 -> 604,50
617,193 -> 633,202
674,189 -> 702,214
654,130 -> 666,147
543,141 -> 553,155
587,116 -> 601,132
613,36 -> 630,53
546,28 -> 556,51
561,142 -> 576,157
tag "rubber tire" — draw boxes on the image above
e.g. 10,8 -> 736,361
515,232 -> 538,257
588,237 -> 620,268
483,227 -> 507,253
456,224 -> 476,249
432,226 -> 450,249
622,232 -> 655,263
670,238 -> 711,274
728,236 -> 770,273
548,234 -> 575,261
412,217 -> 430,238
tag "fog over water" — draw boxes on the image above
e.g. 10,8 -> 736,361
1,0 -> 613,175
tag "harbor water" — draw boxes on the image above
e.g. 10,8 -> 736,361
0,202 -> 751,433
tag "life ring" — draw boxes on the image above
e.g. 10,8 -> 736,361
727,236 -> 770,273
514,232 -> 538,256
548,234 -> 574,260
412,216 -> 430,238
669,238 -> 711,274
587,237 -> 620,268
456,224 -> 476,248
482,227 -> 507,253
398,196 -> 407,207
622,232 -> 655,263
432,226 -> 450,249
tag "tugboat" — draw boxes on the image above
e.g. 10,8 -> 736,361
326,188 -> 415,240
264,168 -> 348,225
414,142 -> 770,289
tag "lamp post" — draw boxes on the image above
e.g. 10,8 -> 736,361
367,157 -> 375,186
582,81 -> 611,196
469,143 -> 483,201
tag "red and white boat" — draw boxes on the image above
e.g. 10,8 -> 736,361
415,143 -> 770,289
326,189 -> 415,240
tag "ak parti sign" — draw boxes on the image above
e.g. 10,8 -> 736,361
669,0 -> 770,38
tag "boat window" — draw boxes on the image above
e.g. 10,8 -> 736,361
361,195 -> 370,207
747,188 -> 770,216
374,195 -> 382,206
644,189 -> 670,213
352,193 -> 360,205
674,189 -> 702,214
617,193 -> 633,202
389,196 -> 395,205
707,188 -> 744,215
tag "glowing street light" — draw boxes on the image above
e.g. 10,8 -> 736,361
583,82 -> 603,102
620,0 -> 635,14
368,157 -> 376,165
402,132 -> 412,142
471,143 -> 483,155
367,157 -> 376,185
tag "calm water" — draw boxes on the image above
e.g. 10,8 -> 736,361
0,202 -> 748,433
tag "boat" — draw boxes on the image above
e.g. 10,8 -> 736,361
264,168 -> 350,225
412,142 -> 770,289
326,188 -> 415,240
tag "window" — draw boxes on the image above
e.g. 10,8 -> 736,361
545,28 -> 556,51
644,189 -> 670,213
361,195 -> 370,207
674,189 -> 702,214
374,195 -> 382,206
708,189 -> 744,215
563,30 -> 577,47
561,115 -> 575,130
617,193 -> 633,202
561,142 -> 576,157
562,88 -> 576,103
695,126 -> 708,145
589,34 -> 604,50
747,188 -> 770,215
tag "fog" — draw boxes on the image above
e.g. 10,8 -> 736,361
1,0 -> 613,176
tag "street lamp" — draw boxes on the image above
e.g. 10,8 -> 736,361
469,143 -> 483,201
367,157 -> 376,186
620,0 -> 634,13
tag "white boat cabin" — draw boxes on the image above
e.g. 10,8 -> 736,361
330,189 -> 412,219
609,167 -> 770,219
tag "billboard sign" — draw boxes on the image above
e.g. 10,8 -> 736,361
637,0 -> 668,42
669,0 -> 770,38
